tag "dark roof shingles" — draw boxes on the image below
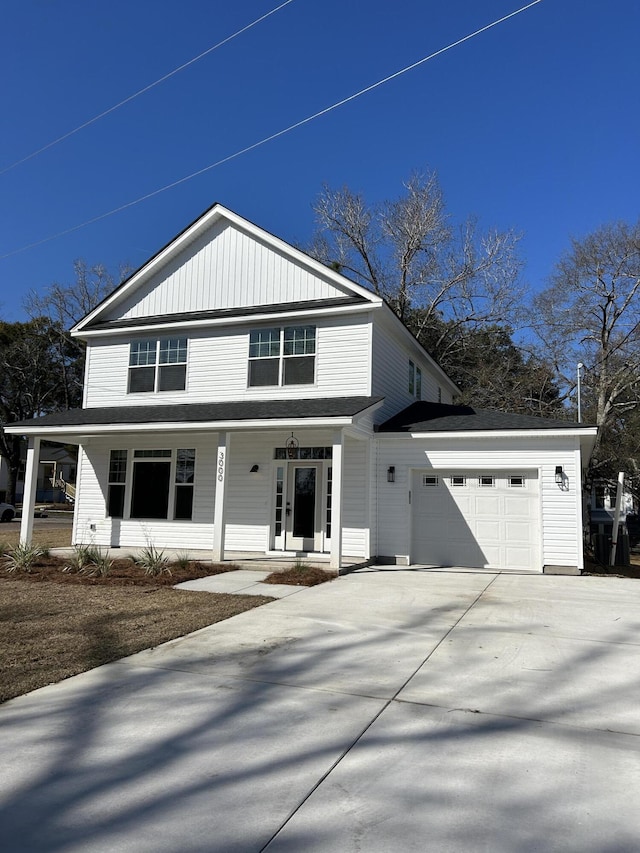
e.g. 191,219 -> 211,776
12,396 -> 383,429
378,401 -> 586,433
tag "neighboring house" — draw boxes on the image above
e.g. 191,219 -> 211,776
0,443 -> 76,504
7,204 -> 597,572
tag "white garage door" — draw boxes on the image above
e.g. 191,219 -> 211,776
411,470 -> 540,571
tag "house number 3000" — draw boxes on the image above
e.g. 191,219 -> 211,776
217,451 -> 225,482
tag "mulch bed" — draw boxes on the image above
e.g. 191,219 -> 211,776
0,556 -> 237,587
263,565 -> 335,586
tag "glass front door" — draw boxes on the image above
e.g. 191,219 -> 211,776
286,464 -> 321,551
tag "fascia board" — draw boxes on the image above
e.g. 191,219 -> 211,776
75,302 -> 375,339
5,416 -> 357,438
380,428 -> 599,440
72,204 -> 382,335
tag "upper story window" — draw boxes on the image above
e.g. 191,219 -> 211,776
409,360 -> 422,399
128,337 -> 187,393
248,325 -> 316,387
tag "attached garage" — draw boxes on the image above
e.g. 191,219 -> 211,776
411,470 -> 540,571
376,401 -> 598,574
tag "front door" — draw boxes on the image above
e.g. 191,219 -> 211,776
286,464 -> 321,551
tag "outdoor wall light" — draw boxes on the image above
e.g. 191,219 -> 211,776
250,464 -> 259,473
387,466 -> 395,483
555,465 -> 564,485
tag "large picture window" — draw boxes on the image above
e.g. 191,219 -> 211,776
128,337 -> 187,393
107,448 -> 195,520
248,325 -> 315,387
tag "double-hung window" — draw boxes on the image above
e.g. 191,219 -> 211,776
248,325 -> 316,387
128,337 -> 187,393
408,360 -> 422,399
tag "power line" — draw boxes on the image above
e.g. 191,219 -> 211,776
0,0 -> 296,177
0,0 -> 546,261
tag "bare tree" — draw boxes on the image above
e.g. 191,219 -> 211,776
23,259 -> 129,409
533,220 -> 640,488
310,171 -> 525,336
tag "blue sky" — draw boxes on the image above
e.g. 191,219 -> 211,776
1,0 -> 638,322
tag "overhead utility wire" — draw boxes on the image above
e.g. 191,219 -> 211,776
0,0 -> 296,176
0,0 -> 545,261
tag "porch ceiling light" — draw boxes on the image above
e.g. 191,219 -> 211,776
286,432 -> 299,460
387,466 -> 395,483
250,464 -> 259,473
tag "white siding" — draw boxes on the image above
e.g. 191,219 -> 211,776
101,221 -> 353,322
342,436 -> 370,558
72,428 -> 367,558
375,435 -> 583,571
371,322 -> 448,422
73,434 -> 217,550
83,315 -> 371,408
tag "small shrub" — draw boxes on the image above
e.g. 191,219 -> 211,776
64,545 -> 101,574
65,545 -> 113,577
3,542 -> 43,573
81,549 -> 113,578
174,551 -> 191,570
135,545 -> 171,577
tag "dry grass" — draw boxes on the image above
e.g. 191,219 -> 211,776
0,522 -> 72,551
0,559 -> 273,704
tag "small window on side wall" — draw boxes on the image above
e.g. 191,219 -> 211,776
174,449 -> 195,520
107,450 -> 127,518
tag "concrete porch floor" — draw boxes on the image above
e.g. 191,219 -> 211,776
47,547 -> 367,573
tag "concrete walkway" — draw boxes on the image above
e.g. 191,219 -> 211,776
1,569 -> 639,852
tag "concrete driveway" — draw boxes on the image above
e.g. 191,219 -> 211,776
1,568 -> 639,852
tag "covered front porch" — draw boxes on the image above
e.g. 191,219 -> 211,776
8,397 -> 382,570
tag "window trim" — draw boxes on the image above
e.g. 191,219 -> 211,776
479,475 -> 495,487
128,337 -> 188,394
106,447 -> 196,521
408,360 -> 422,399
248,325 -> 316,388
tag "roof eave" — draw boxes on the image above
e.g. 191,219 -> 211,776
379,427 -> 599,439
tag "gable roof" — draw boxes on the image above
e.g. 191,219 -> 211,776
378,401 -> 597,434
72,203 -> 383,335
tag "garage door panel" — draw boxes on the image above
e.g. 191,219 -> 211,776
505,521 -> 532,539
474,495 -> 501,515
412,470 -> 540,571
475,520 -> 500,540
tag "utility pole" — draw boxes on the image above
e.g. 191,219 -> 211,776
577,362 -> 584,423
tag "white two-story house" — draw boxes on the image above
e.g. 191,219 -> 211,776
10,204 -> 597,572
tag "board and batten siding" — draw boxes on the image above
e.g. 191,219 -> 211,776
83,315 -> 371,408
375,436 -> 583,571
72,434 -> 217,549
100,221 -> 354,322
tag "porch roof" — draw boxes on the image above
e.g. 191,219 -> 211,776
377,401 -> 597,434
6,396 -> 384,437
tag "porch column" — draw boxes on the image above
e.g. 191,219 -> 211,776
19,436 -> 40,545
330,429 -> 344,570
212,431 -> 229,562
